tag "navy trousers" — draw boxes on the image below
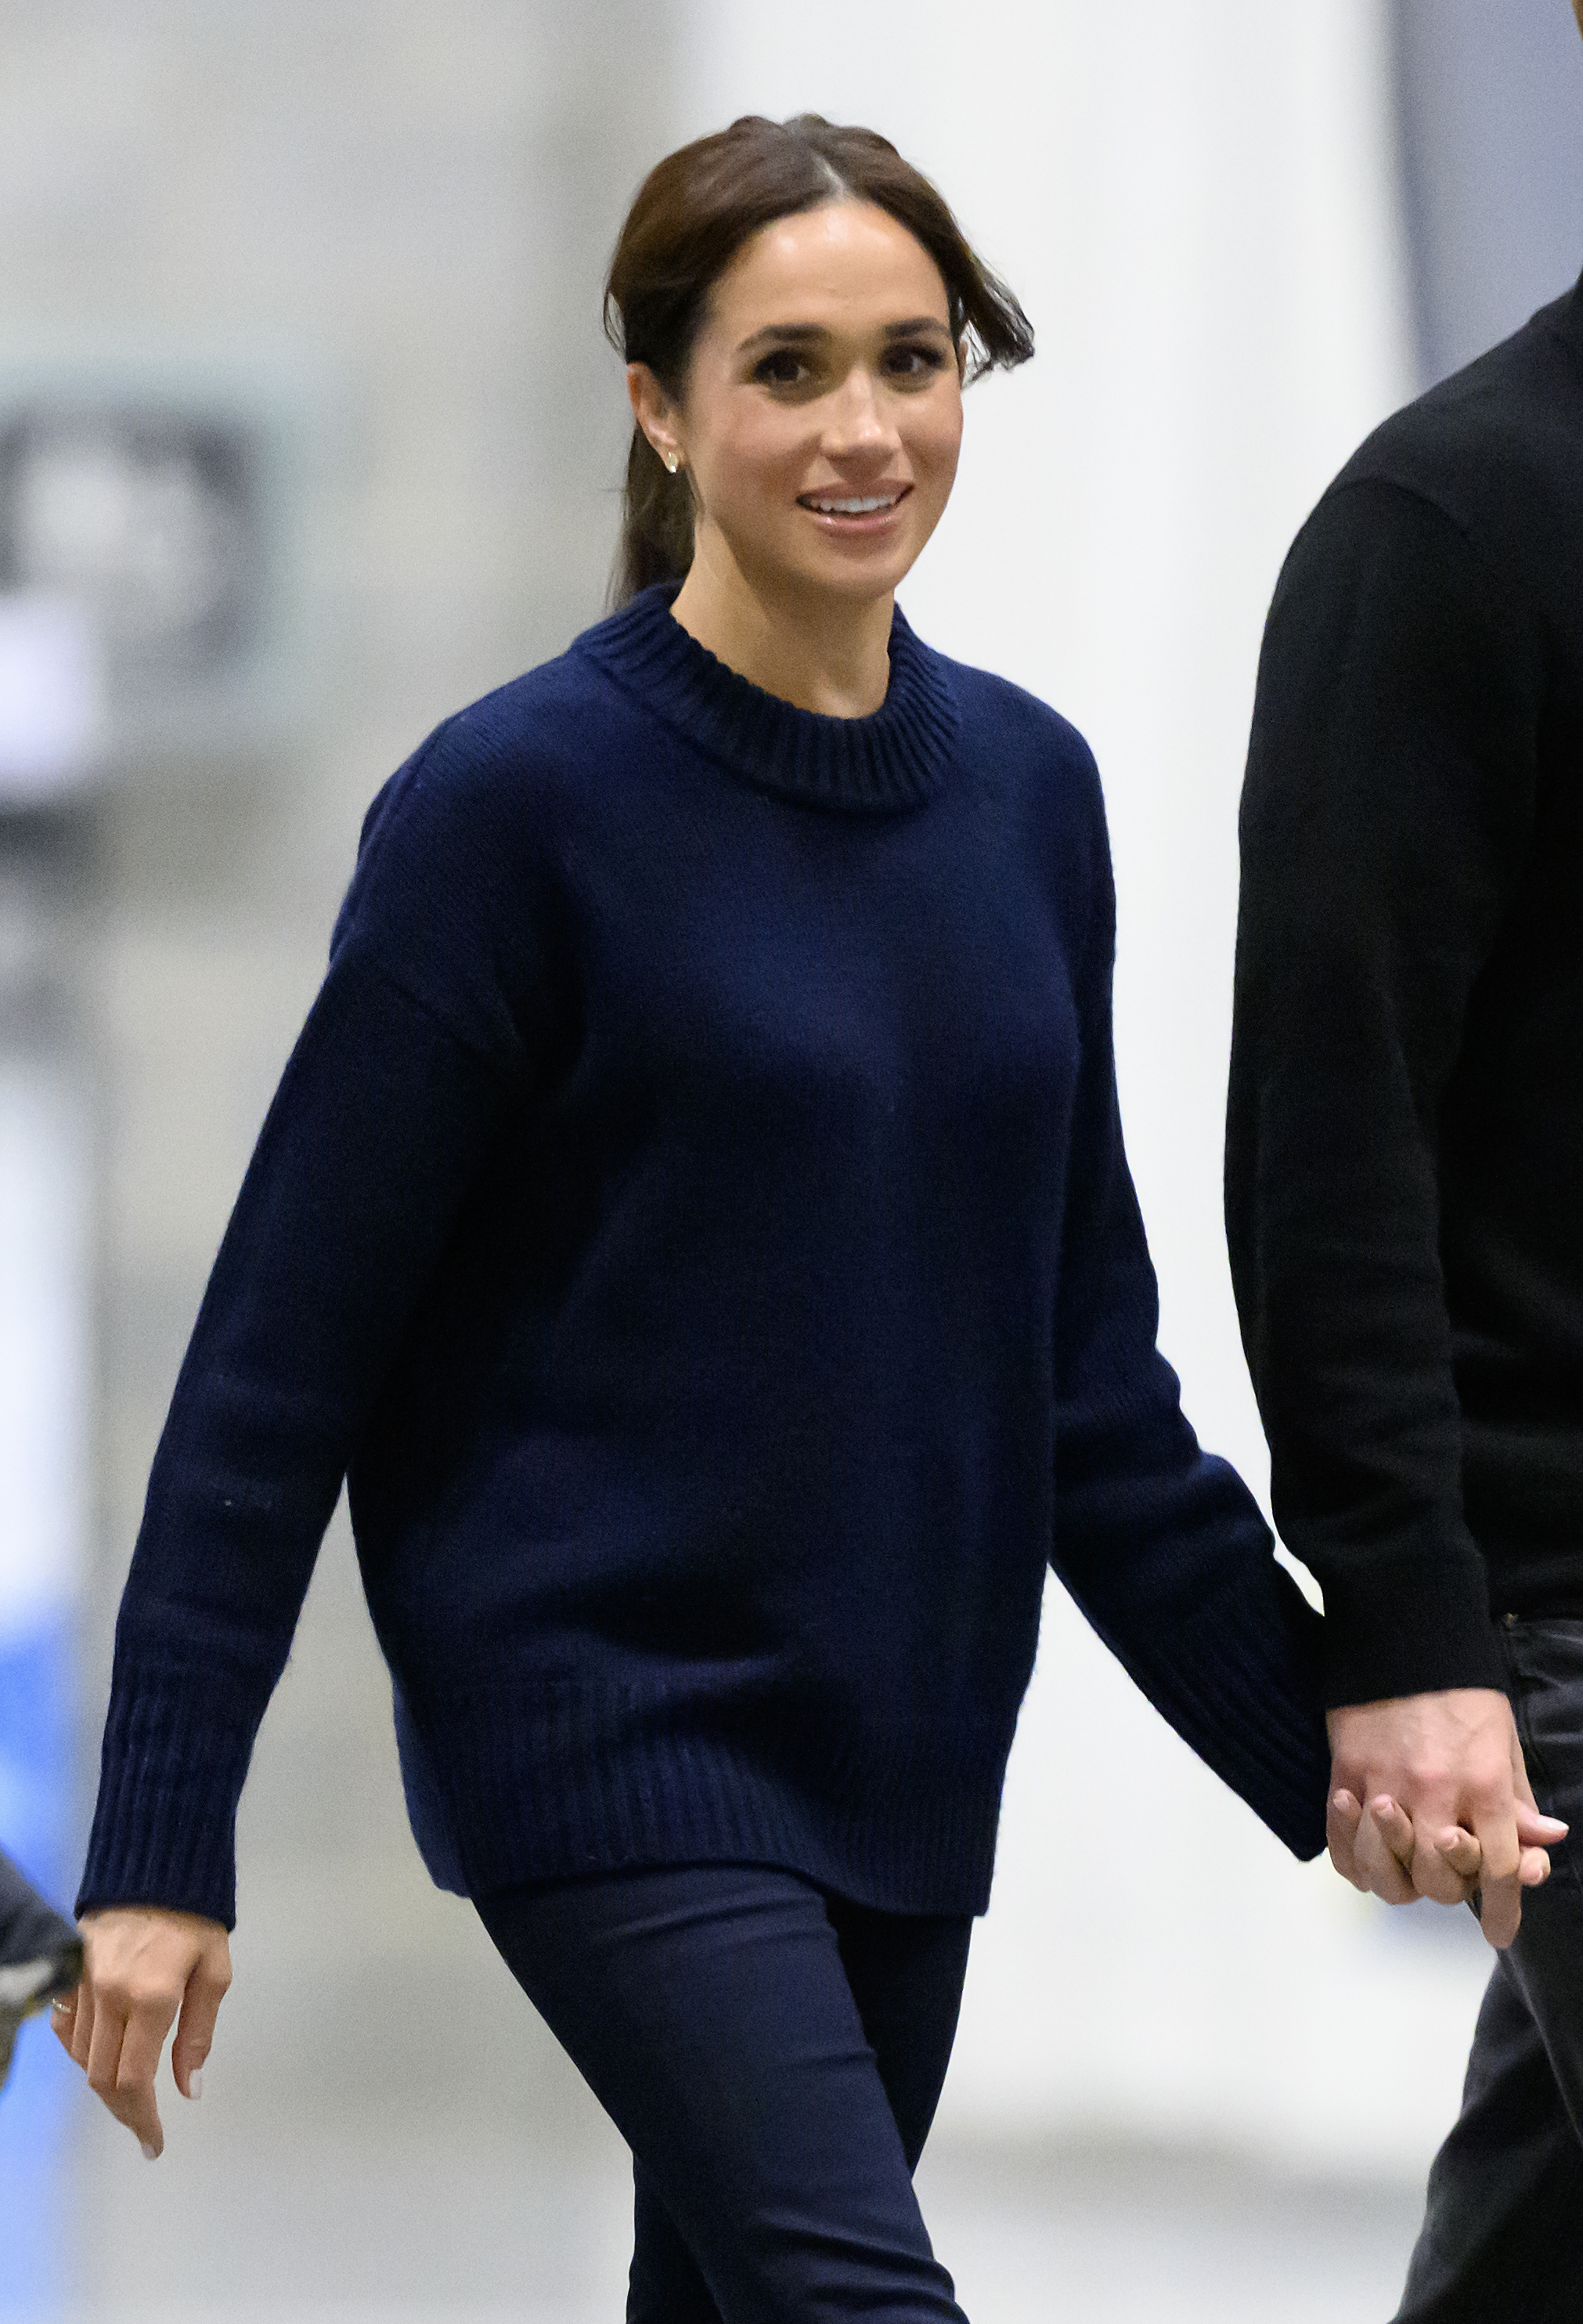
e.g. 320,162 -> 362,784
1397,1618 -> 1583,2322
477,1862 -> 973,2323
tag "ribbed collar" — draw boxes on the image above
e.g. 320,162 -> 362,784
576,583 -> 960,814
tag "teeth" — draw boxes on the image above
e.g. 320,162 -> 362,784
807,494 -> 897,515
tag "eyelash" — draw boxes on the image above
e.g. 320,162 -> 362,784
752,344 -> 948,388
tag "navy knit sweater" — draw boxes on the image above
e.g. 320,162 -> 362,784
81,586 -> 1327,1928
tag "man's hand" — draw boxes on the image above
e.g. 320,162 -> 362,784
1328,1789 -> 1560,1918
52,1907 -> 231,2157
1326,1688 -> 1568,1947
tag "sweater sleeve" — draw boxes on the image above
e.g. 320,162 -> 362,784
1226,482 -> 1539,1708
78,724 -> 547,1926
1048,763 -> 1329,1860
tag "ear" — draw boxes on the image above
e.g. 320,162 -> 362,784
627,363 -> 684,471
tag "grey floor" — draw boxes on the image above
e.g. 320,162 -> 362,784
29,2103 -> 1424,2323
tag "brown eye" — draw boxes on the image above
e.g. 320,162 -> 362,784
883,343 -> 948,380
754,348 -> 810,387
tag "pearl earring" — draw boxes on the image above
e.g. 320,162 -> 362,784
664,451 -> 680,475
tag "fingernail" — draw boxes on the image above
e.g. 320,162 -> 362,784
141,2141 -> 157,2162
187,2070 -> 203,2102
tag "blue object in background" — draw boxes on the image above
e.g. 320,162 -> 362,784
0,1053 -> 89,2320
0,1626 -> 81,2316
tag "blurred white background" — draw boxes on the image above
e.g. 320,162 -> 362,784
2,2 -> 1581,2318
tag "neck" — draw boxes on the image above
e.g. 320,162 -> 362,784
669,535 -> 894,718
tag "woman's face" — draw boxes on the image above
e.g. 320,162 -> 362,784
638,200 -> 965,611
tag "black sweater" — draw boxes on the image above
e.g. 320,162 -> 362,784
81,588 -> 1327,1929
1228,273 -> 1583,1709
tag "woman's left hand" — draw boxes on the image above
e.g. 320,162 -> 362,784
52,1906 -> 232,2159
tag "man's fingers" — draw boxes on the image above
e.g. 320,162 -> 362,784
1437,1826 -> 1483,1881
171,1958 -> 229,2101
1515,1802 -> 1568,1845
1519,1848 -> 1552,1888
1408,1816 -> 1477,1906
1469,1800 -> 1524,1949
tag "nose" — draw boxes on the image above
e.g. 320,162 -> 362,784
821,365 -> 900,461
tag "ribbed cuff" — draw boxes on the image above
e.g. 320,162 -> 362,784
76,1669 -> 268,1930
1096,1561 -> 1331,1860
1317,1546 -> 1505,1708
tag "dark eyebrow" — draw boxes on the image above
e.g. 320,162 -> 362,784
735,316 -> 953,355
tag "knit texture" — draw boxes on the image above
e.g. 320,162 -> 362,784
81,587 -> 1327,1929
1228,273 -> 1583,1708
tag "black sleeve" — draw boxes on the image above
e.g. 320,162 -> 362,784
1227,478 -> 1542,1706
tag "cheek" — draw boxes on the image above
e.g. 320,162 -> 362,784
910,395 -> 964,493
702,402 -> 808,509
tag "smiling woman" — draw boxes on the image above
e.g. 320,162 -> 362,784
62,108 -> 1332,2324
606,114 -> 1033,647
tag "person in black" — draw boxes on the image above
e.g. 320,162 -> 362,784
0,1849 -> 81,2093
1226,49 -> 1583,2313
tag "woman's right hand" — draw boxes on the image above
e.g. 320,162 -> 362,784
52,1907 -> 232,2158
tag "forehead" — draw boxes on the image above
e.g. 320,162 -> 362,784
708,200 -> 951,339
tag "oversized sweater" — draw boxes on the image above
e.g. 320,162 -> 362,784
81,584 -> 1327,1929
1228,272 -> 1583,1709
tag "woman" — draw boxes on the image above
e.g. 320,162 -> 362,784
59,115 -> 1329,2322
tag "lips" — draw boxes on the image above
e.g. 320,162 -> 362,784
797,485 -> 911,521
803,493 -> 899,514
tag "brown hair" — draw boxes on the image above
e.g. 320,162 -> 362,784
604,114 -> 1034,605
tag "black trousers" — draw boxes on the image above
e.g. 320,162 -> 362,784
1397,1618 -> 1583,2322
477,1861 -> 973,2323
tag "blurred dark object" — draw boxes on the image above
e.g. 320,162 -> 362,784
0,1848 -> 82,2091
0,366 -> 314,808
0,409 -> 258,676
1390,0 -> 1583,386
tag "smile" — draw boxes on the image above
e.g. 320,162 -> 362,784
798,488 -> 910,520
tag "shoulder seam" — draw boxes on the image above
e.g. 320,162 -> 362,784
1308,474 -> 1545,643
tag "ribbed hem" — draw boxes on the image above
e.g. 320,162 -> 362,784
76,1668 -> 267,1930
407,1676 -> 1011,1917
1317,1544 -> 1506,1708
1097,1565 -> 1331,1860
576,585 -> 961,815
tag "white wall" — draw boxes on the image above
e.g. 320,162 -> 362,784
676,0 -> 1490,2171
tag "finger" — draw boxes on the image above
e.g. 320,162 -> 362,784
1508,1740 -> 1568,1851
49,1985 -> 81,2056
84,1997 -> 132,2131
113,1998 -> 176,2157
171,1960 -> 229,2101
1375,1799 -> 1473,1905
1408,1813 -> 1478,1907
1469,1800 -> 1524,1950
1327,1790 -> 1368,1889
1437,1826 -> 1483,1881
1354,1799 -> 1419,1905
68,1973 -> 96,2073
1519,1849 -> 1551,1888
1515,1803 -> 1569,1844
1371,1795 -> 1416,1869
